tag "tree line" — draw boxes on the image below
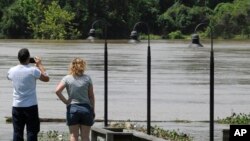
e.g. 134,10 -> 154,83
0,0 -> 249,40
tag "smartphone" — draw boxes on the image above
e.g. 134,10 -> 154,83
29,58 -> 35,63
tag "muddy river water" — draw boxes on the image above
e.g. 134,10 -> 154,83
1,40 -> 250,140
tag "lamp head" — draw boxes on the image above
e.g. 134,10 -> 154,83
87,28 -> 96,40
188,33 -> 203,47
129,30 -> 140,43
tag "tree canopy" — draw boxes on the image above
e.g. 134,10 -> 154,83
0,0 -> 249,39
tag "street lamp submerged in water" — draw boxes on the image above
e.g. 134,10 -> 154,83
189,23 -> 214,141
189,33 -> 203,47
129,21 -> 151,135
87,19 -> 109,127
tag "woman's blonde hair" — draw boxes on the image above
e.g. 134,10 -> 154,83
69,57 -> 86,76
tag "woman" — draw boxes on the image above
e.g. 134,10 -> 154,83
55,57 -> 95,141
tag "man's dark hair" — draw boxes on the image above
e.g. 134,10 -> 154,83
18,48 -> 30,63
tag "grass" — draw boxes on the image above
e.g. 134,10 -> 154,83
35,122 -> 192,141
38,130 -> 69,141
110,122 -> 193,141
217,112 -> 250,124
139,34 -> 162,40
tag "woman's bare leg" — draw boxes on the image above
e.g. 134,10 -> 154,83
80,125 -> 91,141
69,125 -> 80,141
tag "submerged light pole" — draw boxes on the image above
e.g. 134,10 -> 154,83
87,19 -> 108,127
129,21 -> 151,135
189,23 -> 214,141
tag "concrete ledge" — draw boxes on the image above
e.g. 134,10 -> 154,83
223,129 -> 229,141
91,127 -> 167,141
133,131 -> 166,141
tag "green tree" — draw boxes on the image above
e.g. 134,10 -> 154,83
158,2 -> 212,37
212,0 -> 250,38
0,0 -> 249,39
58,0 -> 89,38
158,3 -> 189,36
0,0 -> 33,38
101,0 -> 130,39
185,6 -> 213,33
234,0 -> 250,38
213,3 -> 236,38
26,0 -> 45,38
86,0 -> 160,39
32,1 -> 80,39
0,0 -> 14,17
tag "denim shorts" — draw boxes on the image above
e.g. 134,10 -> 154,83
66,104 -> 94,126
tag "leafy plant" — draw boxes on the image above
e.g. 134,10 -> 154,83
38,130 -> 69,141
0,0 -> 32,38
140,34 -> 162,40
31,1 -> 80,39
217,113 -> 250,124
110,122 -> 192,141
167,30 -> 184,39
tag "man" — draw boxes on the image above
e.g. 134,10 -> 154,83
7,48 -> 49,141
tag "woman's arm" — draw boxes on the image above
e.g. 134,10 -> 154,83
55,82 -> 70,105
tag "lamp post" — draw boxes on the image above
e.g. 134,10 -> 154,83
87,19 -> 108,127
189,23 -> 214,141
129,21 -> 151,135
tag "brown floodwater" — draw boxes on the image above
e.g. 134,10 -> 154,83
1,39 -> 250,140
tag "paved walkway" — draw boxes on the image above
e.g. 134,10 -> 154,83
0,121 -> 228,141
0,122 -> 69,141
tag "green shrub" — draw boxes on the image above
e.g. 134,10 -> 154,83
168,30 -> 184,39
110,122 -> 192,141
38,130 -> 69,141
139,34 -> 162,40
217,113 -> 250,124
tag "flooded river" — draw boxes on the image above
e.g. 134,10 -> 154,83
0,40 -> 250,140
